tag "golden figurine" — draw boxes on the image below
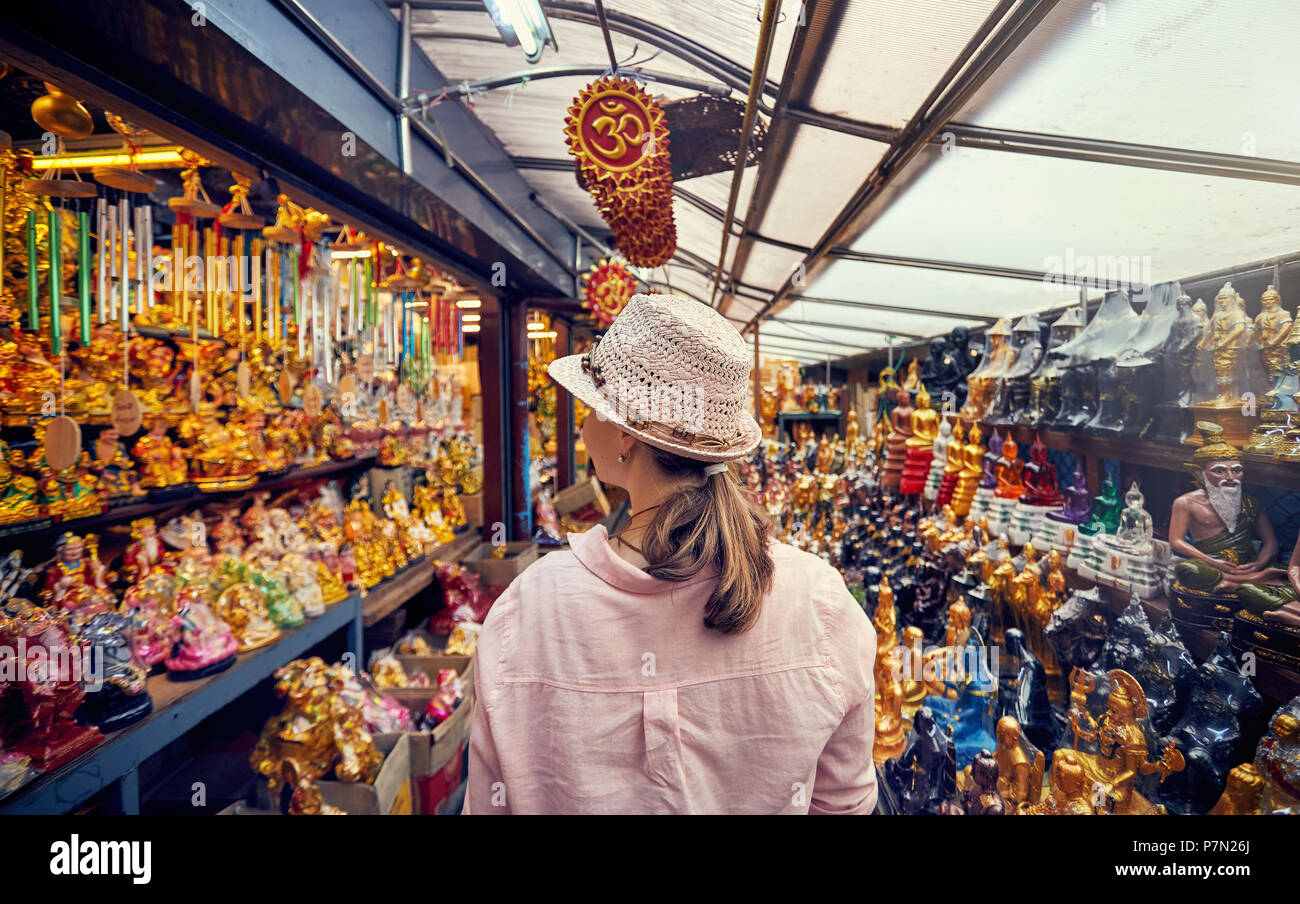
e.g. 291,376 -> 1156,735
0,439 -> 39,524
873,646 -> 906,765
1022,749 -> 1095,815
961,318 -> 1014,421
132,418 -> 188,487
1254,708 -> 1300,812
1209,763 -> 1265,815
907,385 -> 939,448
901,358 -> 920,392
1068,668 -> 1185,814
951,423 -> 984,517
872,575 -> 897,659
900,625 -> 927,717
1254,285 -> 1292,400
213,583 -> 282,652
1199,282 -> 1250,408
994,715 -> 1044,811
250,657 -> 382,796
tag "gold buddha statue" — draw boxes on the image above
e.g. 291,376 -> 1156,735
873,647 -> 906,765
900,625 -> 927,716
1254,285 -> 1292,400
951,423 -> 984,516
872,575 -> 897,658
1022,749 -> 1093,815
907,385 -> 939,449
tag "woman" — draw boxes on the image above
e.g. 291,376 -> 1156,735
463,294 -> 877,814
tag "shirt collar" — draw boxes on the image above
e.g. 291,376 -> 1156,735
568,525 -> 720,594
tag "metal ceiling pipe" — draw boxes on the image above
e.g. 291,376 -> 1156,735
710,0 -> 782,305
269,0 -> 577,279
786,293 -> 999,324
439,65 -> 731,98
743,0 -> 1060,333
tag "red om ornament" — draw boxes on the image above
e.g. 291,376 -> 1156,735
582,258 -> 638,328
564,77 -> 676,268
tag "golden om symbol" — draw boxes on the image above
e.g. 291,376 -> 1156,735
589,98 -> 647,161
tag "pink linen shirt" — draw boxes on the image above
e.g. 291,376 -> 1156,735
463,525 -> 878,814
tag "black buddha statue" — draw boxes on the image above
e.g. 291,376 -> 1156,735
999,628 -> 1057,756
884,705 -> 958,815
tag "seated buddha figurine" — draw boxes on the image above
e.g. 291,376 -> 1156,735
1171,424 -> 1281,599
873,575 -> 897,658
882,387 -> 913,490
979,429 -> 1003,490
900,385 -> 939,495
994,715 -> 1044,812
1018,435 -> 1061,506
951,423 -> 985,517
1107,482 -> 1154,555
994,434 -> 1026,500
936,419 -> 965,508
1045,461 -> 1091,525
1087,474 -> 1123,534
1208,763 -> 1266,815
873,647 -> 907,765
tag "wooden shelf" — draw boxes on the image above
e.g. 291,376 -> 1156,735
0,595 -> 363,815
360,531 -> 481,627
0,453 -> 379,548
995,424 -> 1300,494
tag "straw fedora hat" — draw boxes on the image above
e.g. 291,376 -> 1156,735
548,294 -> 762,462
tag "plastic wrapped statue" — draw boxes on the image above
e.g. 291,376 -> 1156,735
1159,635 -> 1263,815
1046,291 -> 1140,429
1020,307 -> 1084,427
1092,281 -> 1182,436
988,315 -> 1043,425
883,706 -> 957,815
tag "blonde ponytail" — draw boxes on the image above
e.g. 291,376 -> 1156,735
639,447 -> 774,634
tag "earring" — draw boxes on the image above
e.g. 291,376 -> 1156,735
617,452 -> 626,462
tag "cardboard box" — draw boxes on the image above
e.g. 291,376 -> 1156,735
375,682 -> 475,815
460,541 -> 538,586
416,741 -> 467,815
553,476 -> 610,520
462,492 -> 484,527
316,732 -> 414,815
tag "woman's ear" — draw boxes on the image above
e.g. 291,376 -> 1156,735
619,431 -> 637,461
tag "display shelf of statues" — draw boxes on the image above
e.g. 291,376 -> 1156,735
741,391 -> 1300,813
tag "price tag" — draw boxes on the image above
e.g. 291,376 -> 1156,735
236,362 -> 251,400
43,416 -> 82,471
110,389 -> 143,436
338,373 -> 357,400
277,371 -> 294,404
302,383 -> 323,418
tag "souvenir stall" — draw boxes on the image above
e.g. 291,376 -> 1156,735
0,57 -> 494,814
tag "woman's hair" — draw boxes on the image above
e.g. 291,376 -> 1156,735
636,444 -> 774,634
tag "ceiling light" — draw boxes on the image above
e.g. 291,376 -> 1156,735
462,323 -> 481,333
482,0 -> 556,64
456,298 -> 481,309
331,249 -> 372,259
526,321 -> 544,330
462,313 -> 481,322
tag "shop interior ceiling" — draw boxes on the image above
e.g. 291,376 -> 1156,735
403,0 -> 1300,367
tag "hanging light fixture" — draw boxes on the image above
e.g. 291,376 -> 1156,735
482,0 -> 556,63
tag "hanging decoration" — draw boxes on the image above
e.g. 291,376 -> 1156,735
582,257 -> 637,328
564,77 -> 675,268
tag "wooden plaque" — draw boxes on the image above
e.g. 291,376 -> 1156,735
110,388 -> 143,436
43,416 -> 82,471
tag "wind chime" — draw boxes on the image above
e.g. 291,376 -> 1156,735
213,171 -> 265,401
167,149 -> 221,409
